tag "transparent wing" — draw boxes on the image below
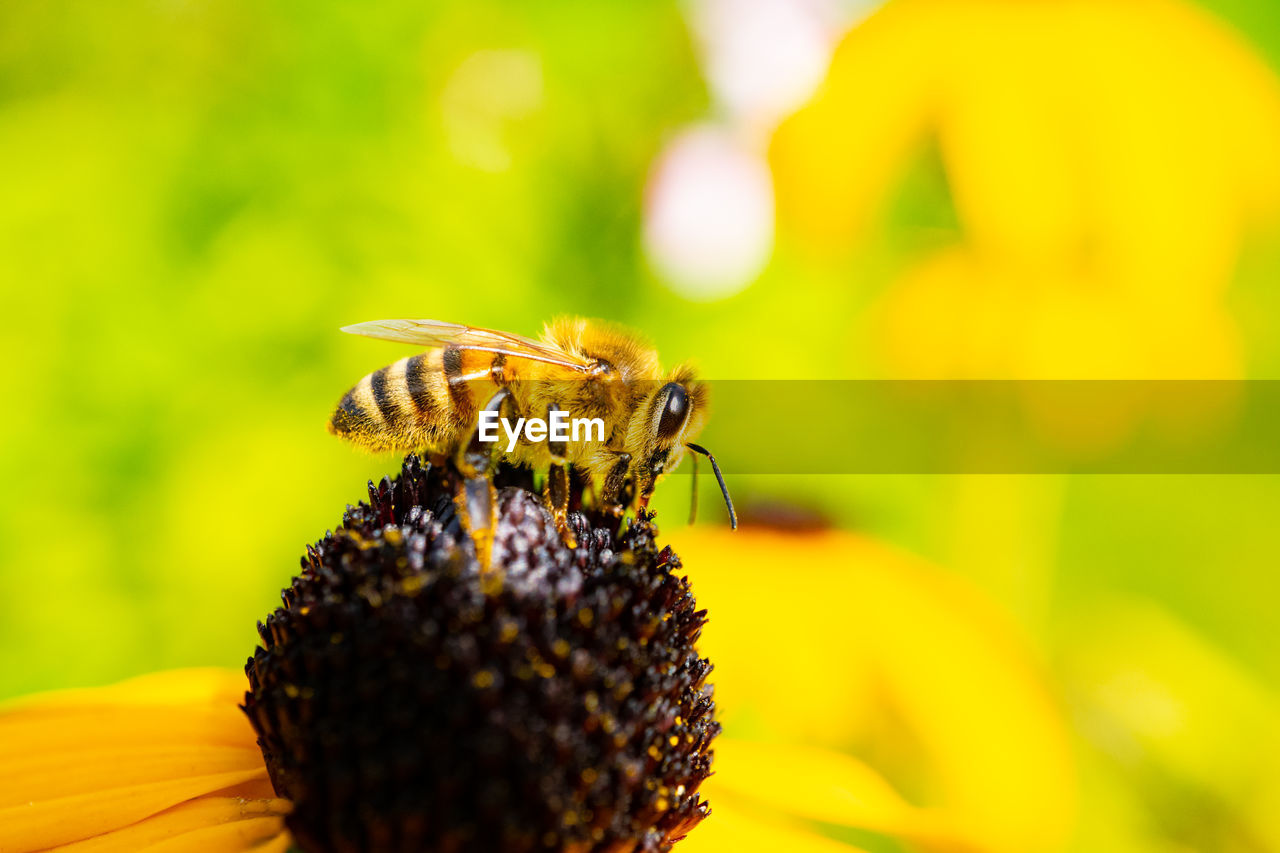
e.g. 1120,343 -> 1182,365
341,319 -> 594,373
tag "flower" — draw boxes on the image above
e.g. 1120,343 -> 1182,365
245,456 -> 717,852
0,455 -> 1076,853
771,0 -> 1280,381
773,0 -> 1280,264
2,456 -> 718,853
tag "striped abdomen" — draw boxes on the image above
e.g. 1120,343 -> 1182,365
328,347 -> 497,453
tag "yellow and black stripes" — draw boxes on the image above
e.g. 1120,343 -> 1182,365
328,372 -> 388,446
442,345 -> 471,418
368,363 -> 401,428
328,348 -> 498,453
405,353 -> 434,417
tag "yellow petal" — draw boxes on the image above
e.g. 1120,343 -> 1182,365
770,0 -> 940,247
0,669 -> 252,711
707,739 -> 978,850
679,799 -> 872,853
933,4 -> 1087,265
0,669 -> 290,853
0,704 -> 258,755
669,527 -> 1075,853
3,769 -> 266,852
875,247 -> 1244,380
134,818 -> 289,853
775,0 -> 1280,265
931,0 -> 1280,295
50,796 -> 291,853
0,744 -> 267,808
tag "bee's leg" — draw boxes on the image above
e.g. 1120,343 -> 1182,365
543,405 -> 577,548
597,451 -> 632,533
454,389 -> 508,571
544,461 -> 577,549
598,451 -> 632,508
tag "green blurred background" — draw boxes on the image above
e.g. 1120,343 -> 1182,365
5,1 -> 1280,851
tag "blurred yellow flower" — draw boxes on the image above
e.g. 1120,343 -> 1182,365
0,669 -> 290,853
668,524 -> 1075,853
771,0 -> 1280,380
874,247 -> 1244,380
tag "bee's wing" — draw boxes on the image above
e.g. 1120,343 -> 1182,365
341,319 -> 595,374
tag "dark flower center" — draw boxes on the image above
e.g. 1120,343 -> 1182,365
243,456 -> 718,853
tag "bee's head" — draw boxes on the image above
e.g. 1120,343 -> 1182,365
625,366 -> 708,501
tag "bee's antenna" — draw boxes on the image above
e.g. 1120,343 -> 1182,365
685,443 -> 737,530
688,450 -> 699,526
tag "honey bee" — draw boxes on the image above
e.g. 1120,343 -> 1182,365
328,317 -> 735,564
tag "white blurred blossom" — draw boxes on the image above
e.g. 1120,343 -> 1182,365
645,0 -> 879,300
689,0 -> 840,133
643,126 -> 774,300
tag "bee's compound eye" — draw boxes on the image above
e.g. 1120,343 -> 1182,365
657,382 -> 689,439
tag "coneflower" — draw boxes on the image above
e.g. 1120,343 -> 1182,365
0,455 -> 718,853
245,454 -> 718,853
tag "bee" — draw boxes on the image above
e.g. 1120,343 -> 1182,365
328,317 -> 736,565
